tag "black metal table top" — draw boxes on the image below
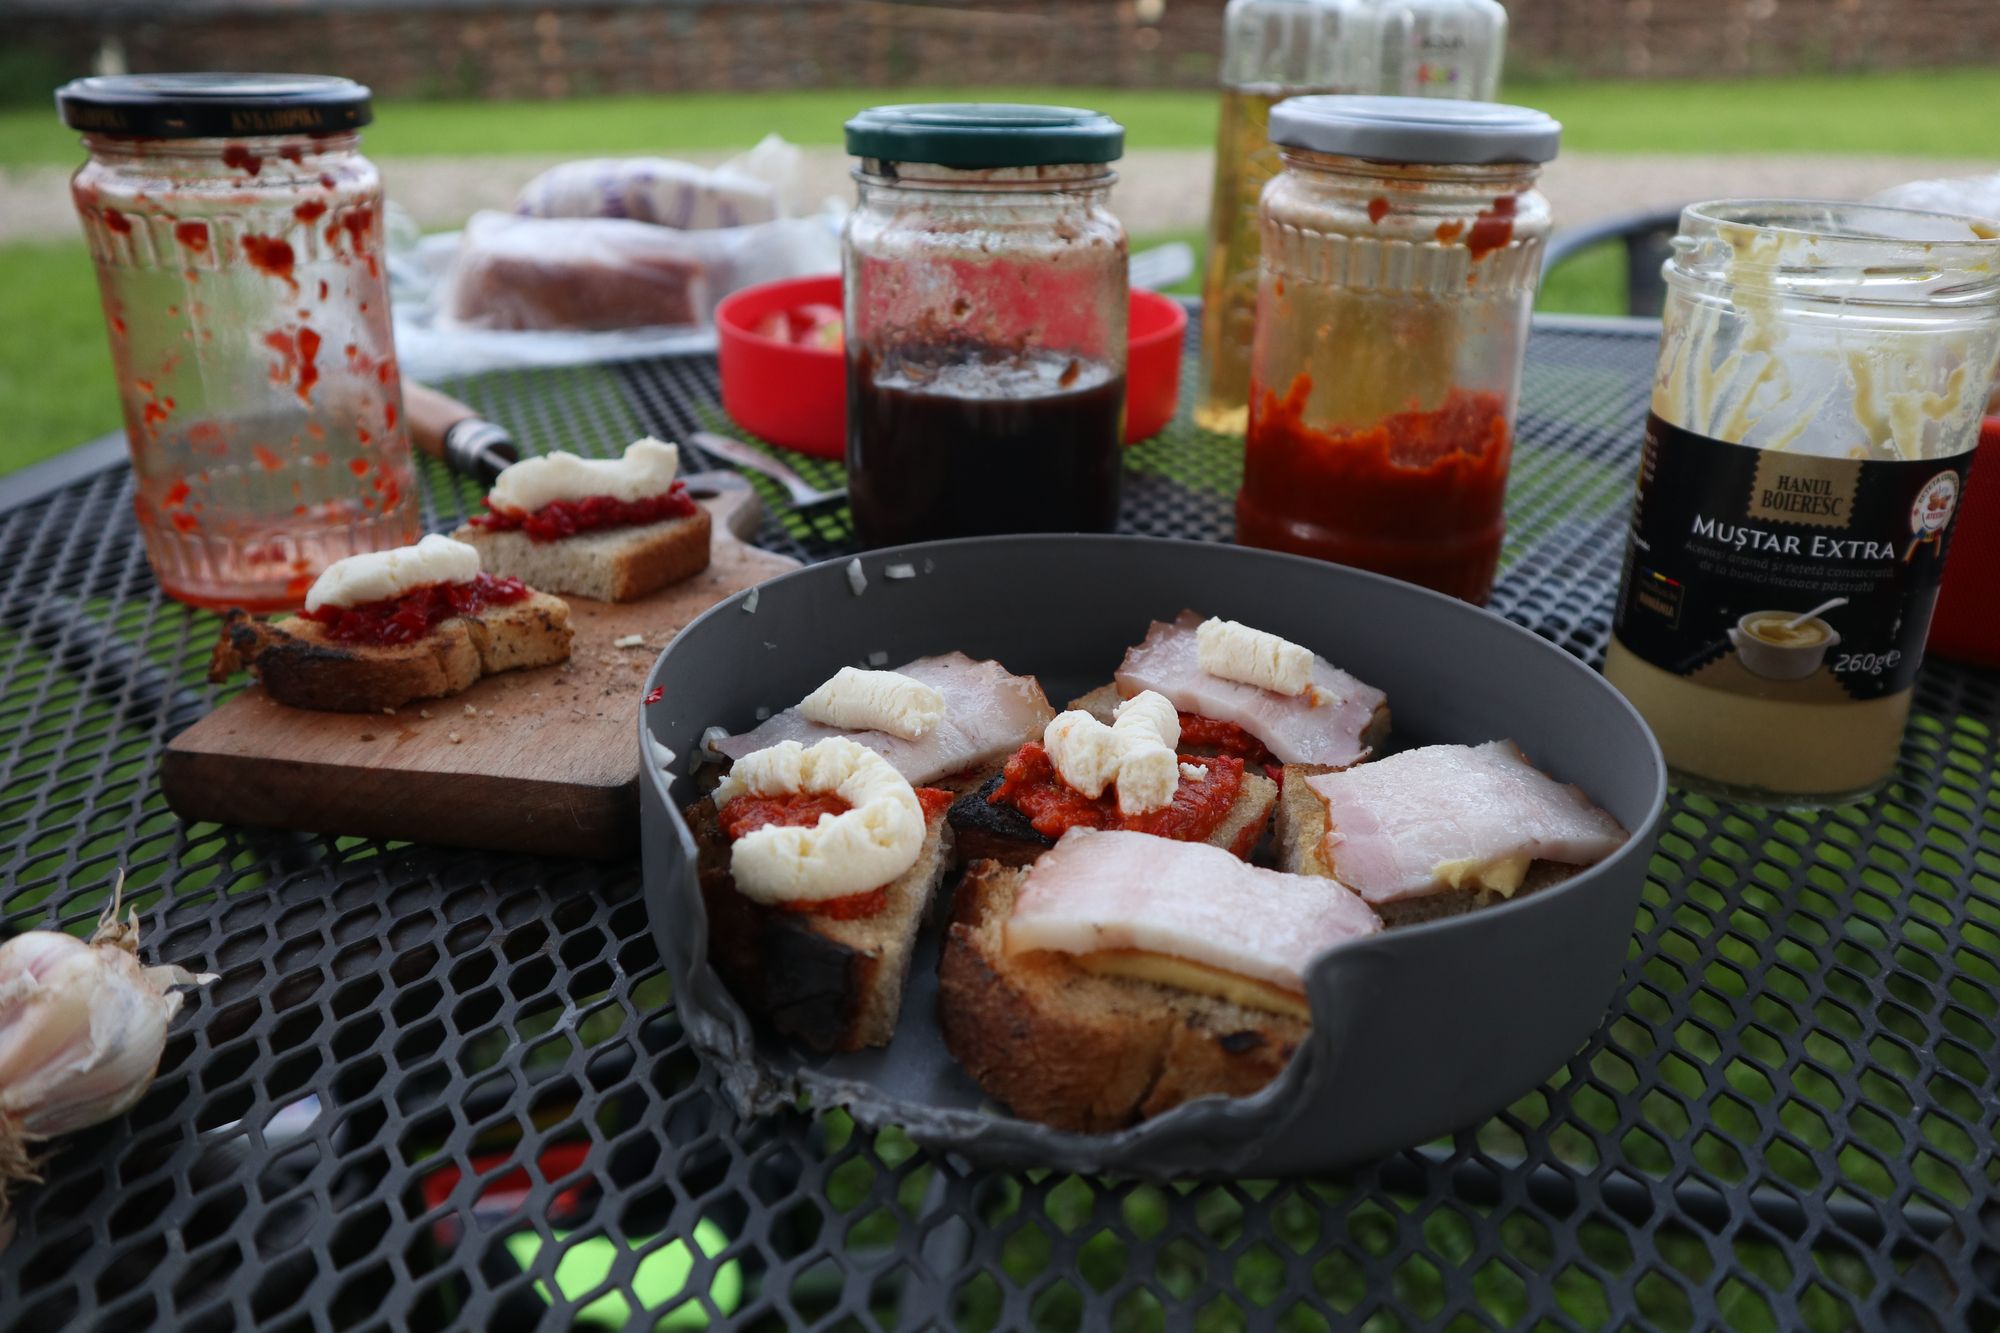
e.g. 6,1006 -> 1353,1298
1,316 -> 1995,1332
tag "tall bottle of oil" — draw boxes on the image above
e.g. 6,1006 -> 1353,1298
1196,0 -> 1380,437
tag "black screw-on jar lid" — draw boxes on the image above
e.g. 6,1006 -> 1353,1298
845,104 -> 1124,169
56,73 -> 373,139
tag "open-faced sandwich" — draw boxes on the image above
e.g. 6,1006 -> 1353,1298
209,534 -> 572,712
1073,613 -> 1389,777
939,829 -> 1383,1131
453,437 -> 710,603
687,735 -> 956,1054
713,655 -> 1056,793
947,689 -> 1279,867
1275,740 -> 1629,926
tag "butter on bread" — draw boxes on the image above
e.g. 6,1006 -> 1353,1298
208,591 -> 572,713
799,667 -> 946,741
1195,617 -> 1314,696
490,437 -> 680,511
714,737 -> 926,904
1043,689 -> 1180,816
454,437 -> 712,603
455,508 -> 711,603
690,789 -> 954,1054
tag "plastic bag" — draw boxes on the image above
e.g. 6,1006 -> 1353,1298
388,136 -> 842,379
511,135 -> 812,228
1870,176 -> 2000,414
514,159 -> 778,229
438,209 -> 837,331
1869,173 -> 2000,224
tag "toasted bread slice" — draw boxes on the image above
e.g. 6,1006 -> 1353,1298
453,508 -> 712,603
1067,683 -> 1390,766
937,860 -> 1306,1132
690,795 -> 954,1054
208,591 -> 572,713
1273,762 -> 1575,927
946,768 -> 1278,868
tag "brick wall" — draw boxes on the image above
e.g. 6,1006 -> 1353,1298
14,0 -> 2000,103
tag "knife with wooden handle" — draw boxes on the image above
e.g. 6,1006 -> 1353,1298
400,379 -> 765,541
401,380 -> 521,483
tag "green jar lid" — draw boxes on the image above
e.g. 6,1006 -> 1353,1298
844,103 -> 1124,169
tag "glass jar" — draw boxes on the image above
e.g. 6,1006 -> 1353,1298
842,105 -> 1128,548
59,74 -> 416,612
1195,0 -> 1381,437
1237,96 -> 1560,603
1378,0 -> 1507,100
1604,201 -> 2000,806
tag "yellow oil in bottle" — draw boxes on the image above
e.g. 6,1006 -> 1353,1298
1197,87 -> 1334,437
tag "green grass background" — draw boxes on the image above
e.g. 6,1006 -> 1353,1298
4,69 -> 1988,475
7,69 -> 1997,163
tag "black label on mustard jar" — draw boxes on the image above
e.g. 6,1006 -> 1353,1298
1612,413 -> 1971,701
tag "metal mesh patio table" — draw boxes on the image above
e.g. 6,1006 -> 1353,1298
0,314 -> 1994,1332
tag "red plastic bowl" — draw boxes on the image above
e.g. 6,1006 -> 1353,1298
1124,288 -> 1188,445
715,276 -> 1189,459
716,274 -> 847,459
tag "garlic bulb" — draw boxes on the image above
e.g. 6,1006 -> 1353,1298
0,877 -> 214,1211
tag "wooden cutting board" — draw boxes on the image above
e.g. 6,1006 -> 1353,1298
161,485 -> 797,858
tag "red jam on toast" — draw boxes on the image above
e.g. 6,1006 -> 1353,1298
299,573 -> 530,646
990,742 -> 1244,844
470,479 -> 699,542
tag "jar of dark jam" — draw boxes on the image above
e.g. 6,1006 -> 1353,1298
843,104 -> 1128,547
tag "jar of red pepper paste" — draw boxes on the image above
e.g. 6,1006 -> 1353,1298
1237,96 -> 1560,603
58,74 -> 416,611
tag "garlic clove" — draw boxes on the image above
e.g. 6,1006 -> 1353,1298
0,874 -> 214,1212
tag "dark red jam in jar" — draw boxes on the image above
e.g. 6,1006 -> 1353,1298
468,479 -> 698,542
842,104 -> 1129,548
848,347 -> 1124,545
301,574 -> 529,646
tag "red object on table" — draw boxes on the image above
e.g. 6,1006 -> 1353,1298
716,276 -> 1188,460
717,274 -> 847,459
1236,374 -> 1514,605
1124,290 -> 1189,446
1928,416 -> 2000,668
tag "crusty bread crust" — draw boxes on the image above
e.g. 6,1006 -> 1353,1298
937,861 -> 1305,1131
1274,762 -> 1575,927
691,795 -> 954,1053
208,591 -> 572,713
454,508 -> 712,603
947,768 -> 1278,868
1067,682 -> 1391,765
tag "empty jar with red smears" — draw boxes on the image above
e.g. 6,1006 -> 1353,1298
59,74 -> 416,611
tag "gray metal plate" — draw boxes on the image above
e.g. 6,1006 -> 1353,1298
640,535 -> 1668,1176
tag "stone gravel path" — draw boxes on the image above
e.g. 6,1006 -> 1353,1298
3,147 -> 1988,243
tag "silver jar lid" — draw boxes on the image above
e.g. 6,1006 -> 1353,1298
1269,95 -> 1561,166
